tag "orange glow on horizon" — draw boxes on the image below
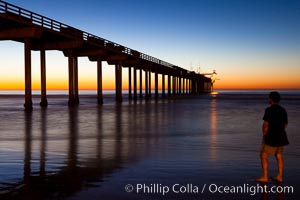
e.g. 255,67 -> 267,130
1,73 -> 300,90
0,79 -> 166,90
213,74 -> 300,90
214,82 -> 300,90
1,81 -> 299,90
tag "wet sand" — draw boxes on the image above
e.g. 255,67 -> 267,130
0,91 -> 299,199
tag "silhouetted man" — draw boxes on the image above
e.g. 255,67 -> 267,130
256,91 -> 289,183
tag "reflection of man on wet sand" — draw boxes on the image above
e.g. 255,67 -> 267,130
256,91 -> 289,183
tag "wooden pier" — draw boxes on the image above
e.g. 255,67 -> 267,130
0,1 -> 212,110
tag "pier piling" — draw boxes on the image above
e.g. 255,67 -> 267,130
40,50 -> 48,107
115,62 -> 122,102
24,39 -> 32,110
133,66 -> 137,101
68,55 -> 75,106
139,69 -> 143,98
128,66 -> 132,100
97,60 -> 103,104
155,70 -> 158,99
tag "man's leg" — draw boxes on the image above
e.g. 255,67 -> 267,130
256,152 -> 269,182
274,153 -> 284,182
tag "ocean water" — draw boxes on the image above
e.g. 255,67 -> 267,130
0,90 -> 299,200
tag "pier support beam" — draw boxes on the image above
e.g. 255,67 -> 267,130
191,79 -> 195,95
145,69 -> 149,99
74,57 -> 79,104
115,62 -> 122,102
172,76 -> 176,95
195,80 -> 198,94
189,79 -> 192,94
200,79 -> 204,94
133,66 -> 137,100
179,77 -> 182,95
155,70 -> 158,99
67,54 -> 79,105
139,69 -> 143,98
68,55 -> 75,105
40,49 -> 48,107
162,74 -> 165,97
148,70 -> 152,98
97,60 -> 103,104
168,75 -> 171,96
176,77 -> 178,95
24,39 -> 32,110
128,66 -> 132,99
185,78 -> 188,94
182,78 -> 185,95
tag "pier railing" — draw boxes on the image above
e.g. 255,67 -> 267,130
0,0 -> 179,70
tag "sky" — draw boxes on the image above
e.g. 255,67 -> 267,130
0,0 -> 300,90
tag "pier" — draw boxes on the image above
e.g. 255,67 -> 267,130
0,1 -> 212,110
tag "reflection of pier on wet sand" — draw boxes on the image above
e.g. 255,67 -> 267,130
0,104 -> 151,199
0,1 -> 212,110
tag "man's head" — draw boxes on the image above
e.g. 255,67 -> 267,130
269,91 -> 281,104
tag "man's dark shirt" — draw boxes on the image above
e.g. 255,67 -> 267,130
263,104 -> 289,147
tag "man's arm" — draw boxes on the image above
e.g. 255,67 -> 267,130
262,121 -> 269,135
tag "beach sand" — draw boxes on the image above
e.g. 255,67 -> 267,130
0,90 -> 299,199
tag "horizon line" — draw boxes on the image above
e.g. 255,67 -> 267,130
0,88 -> 299,91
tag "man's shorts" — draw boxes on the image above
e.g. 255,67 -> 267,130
261,143 -> 283,155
